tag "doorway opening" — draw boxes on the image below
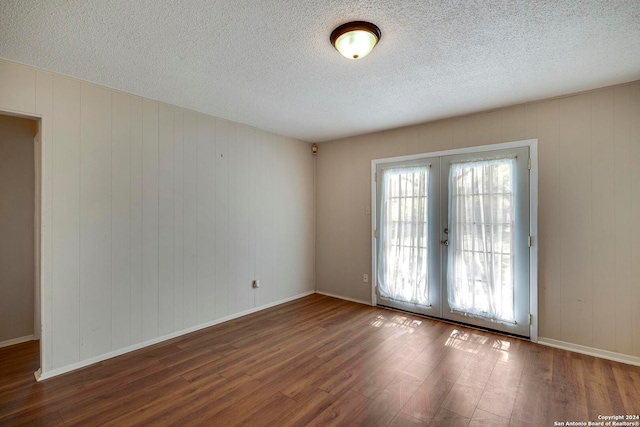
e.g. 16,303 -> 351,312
0,112 -> 42,372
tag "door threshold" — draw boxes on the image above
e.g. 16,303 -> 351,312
377,304 -> 531,341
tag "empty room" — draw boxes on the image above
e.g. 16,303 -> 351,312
1,1 -> 639,426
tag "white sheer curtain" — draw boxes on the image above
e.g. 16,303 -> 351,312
447,158 -> 516,322
377,166 -> 429,306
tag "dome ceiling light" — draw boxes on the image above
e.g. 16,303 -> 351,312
330,21 -> 381,60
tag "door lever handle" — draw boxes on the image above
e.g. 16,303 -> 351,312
441,240 -> 448,246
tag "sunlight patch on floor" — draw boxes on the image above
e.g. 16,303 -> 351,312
445,328 -> 512,359
369,314 -> 422,333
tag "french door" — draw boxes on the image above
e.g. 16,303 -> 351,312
375,146 -> 531,337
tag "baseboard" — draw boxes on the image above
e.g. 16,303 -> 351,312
0,334 -> 35,349
315,290 -> 372,306
538,337 -> 640,367
37,290 -> 315,381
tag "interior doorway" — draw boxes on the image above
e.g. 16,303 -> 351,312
0,113 -> 41,359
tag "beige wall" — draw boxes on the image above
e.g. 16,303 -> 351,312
316,81 -> 640,358
0,58 -> 315,376
0,114 -> 36,344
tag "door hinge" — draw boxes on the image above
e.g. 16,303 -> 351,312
528,236 -> 533,247
528,158 -> 531,170
374,172 -> 377,181
374,229 -> 378,239
528,313 -> 532,325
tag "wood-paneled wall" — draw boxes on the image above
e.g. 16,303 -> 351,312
0,59 -> 315,375
316,81 -> 640,358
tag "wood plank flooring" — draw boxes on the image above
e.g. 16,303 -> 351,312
1,294 -> 639,426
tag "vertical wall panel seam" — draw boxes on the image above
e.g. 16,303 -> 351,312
176,109 -> 180,329
110,91 -> 113,351
78,82 -> 82,359
313,147 -> 316,293
128,95 -> 132,347
213,119 -> 217,319
628,93 -> 634,354
180,109 -> 186,329
613,89 -> 618,353
141,101 -> 145,340
171,108 -> 175,332
141,100 -> 145,340
226,124 -> 230,312
253,130 -> 257,308
589,93 -> 594,347
623,88 -> 630,354
557,100 -> 562,342
181,110 -> 185,329
195,114 -> 199,322
250,129 -> 253,308
50,78 -> 55,367
173,108 -> 176,331
157,105 -> 160,337
628,88 -> 632,355
227,125 -> 231,313
139,99 -> 143,339
228,124 -> 232,312
48,74 -> 52,370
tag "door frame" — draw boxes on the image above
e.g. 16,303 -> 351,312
371,139 -> 539,342
0,108 -> 44,375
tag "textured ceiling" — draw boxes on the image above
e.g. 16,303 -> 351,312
1,1 -> 639,142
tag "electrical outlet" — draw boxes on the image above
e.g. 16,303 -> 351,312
252,280 -> 260,289
363,274 -> 369,283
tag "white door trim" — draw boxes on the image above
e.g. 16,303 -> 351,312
371,139 -> 538,342
34,123 -> 42,340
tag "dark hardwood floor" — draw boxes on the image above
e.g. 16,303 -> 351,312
1,294 -> 639,426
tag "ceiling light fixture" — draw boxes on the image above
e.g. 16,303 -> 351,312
330,21 -> 381,60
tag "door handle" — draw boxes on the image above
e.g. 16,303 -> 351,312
441,240 -> 448,246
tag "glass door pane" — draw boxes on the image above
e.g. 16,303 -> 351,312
441,148 -> 530,336
375,159 -> 441,316
447,158 -> 515,321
